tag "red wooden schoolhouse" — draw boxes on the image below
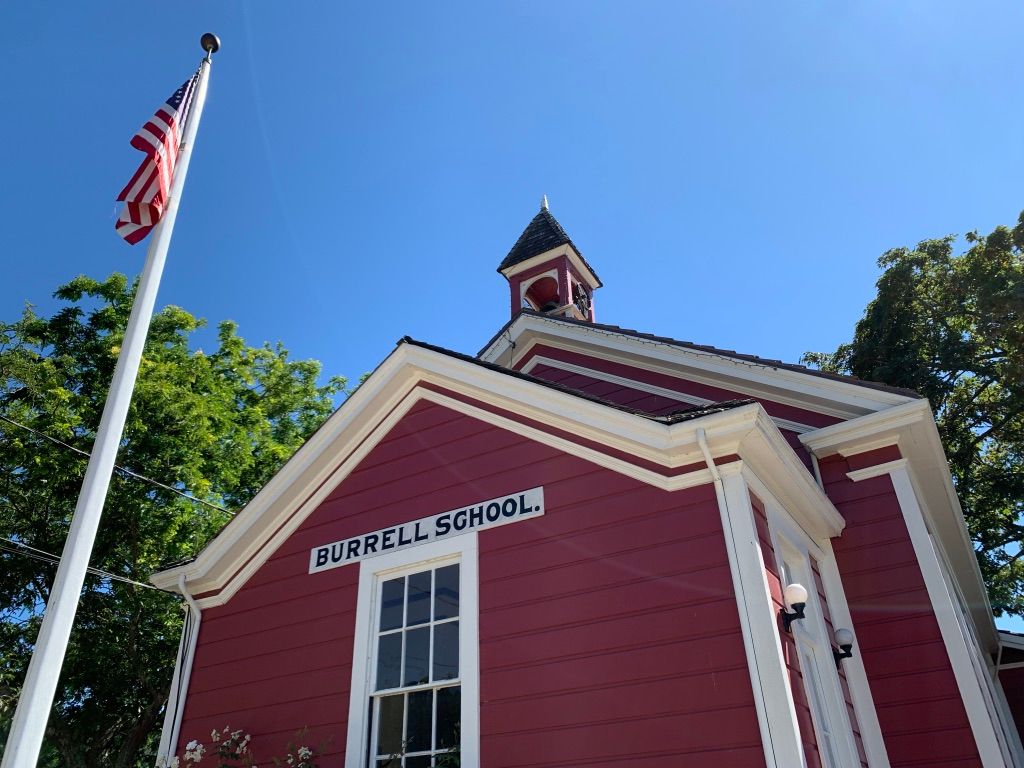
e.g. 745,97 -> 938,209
153,201 -> 1024,767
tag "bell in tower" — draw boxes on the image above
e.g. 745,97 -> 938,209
497,196 -> 602,322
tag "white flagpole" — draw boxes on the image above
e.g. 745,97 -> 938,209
2,34 -> 220,768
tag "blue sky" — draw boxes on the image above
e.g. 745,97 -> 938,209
2,3 -> 1023,624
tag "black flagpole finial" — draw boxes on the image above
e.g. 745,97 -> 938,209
201,33 -> 221,57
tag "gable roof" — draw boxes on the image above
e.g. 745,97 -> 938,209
479,309 -> 922,401
497,207 -> 601,283
401,336 -> 754,425
151,337 -> 839,606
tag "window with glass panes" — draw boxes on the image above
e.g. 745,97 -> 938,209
370,562 -> 460,767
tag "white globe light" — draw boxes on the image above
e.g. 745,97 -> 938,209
835,628 -> 854,648
783,583 -> 808,608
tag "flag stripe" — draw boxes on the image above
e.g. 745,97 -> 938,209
114,69 -> 200,244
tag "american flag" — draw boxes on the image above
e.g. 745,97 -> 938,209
115,69 -> 201,244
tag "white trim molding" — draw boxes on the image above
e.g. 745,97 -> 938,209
345,534 -> 480,768
156,580 -> 202,766
498,244 -> 601,291
152,342 -> 842,607
877,465 -> 1013,767
844,459 -> 908,483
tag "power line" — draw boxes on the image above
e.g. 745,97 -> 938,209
0,412 -> 231,514
0,537 -> 171,593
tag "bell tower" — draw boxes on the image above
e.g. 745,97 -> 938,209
497,197 -> 601,322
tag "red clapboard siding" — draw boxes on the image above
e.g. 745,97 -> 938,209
477,467 -> 765,766
821,449 -> 983,767
175,397 -> 765,767
525,357 -> 818,471
999,666 -> 1024,743
517,344 -> 841,428
750,494 -> 823,765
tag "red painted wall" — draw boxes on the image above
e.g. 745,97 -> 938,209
821,448 -> 983,767
175,394 -> 766,766
999,666 -> 1024,742
507,256 -> 594,319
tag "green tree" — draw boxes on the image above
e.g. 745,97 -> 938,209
803,211 -> 1024,614
0,274 -> 347,766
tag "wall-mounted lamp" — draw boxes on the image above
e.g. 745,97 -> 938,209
781,583 -> 808,632
832,628 -> 855,668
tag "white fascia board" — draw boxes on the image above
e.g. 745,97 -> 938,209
151,344 -> 757,595
738,415 -> 846,541
799,399 -> 933,457
999,633 -> 1024,653
481,315 -> 914,419
498,244 -> 601,291
905,419 -> 998,653
150,344 -> 418,593
152,344 -> 841,606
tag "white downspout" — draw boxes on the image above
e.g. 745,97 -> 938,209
156,575 -> 202,765
809,451 -> 825,489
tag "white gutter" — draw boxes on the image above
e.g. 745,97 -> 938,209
156,576 -> 202,766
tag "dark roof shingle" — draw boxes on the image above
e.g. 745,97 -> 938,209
498,208 -> 601,284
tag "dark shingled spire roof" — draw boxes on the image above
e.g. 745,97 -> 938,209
498,206 -> 600,284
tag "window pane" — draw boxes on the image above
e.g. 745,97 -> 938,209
433,621 -> 459,681
377,694 -> 404,756
436,685 -> 460,750
434,564 -> 459,620
405,757 -> 431,768
381,578 -> 405,631
407,570 -> 432,626
377,632 -> 402,690
404,626 -> 430,686
407,689 -> 433,754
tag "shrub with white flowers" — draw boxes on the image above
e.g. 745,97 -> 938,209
157,727 -> 325,768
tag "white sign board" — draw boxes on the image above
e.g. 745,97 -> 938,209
309,486 -> 545,574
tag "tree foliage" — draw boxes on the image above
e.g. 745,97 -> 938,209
803,212 -> 1024,614
0,274 -> 347,766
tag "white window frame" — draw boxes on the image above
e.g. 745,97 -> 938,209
345,533 -> 480,768
771,514 -> 861,768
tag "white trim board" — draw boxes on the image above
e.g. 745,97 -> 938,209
499,243 -> 601,291
152,342 -> 842,607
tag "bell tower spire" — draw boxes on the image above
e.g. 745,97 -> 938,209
497,198 -> 601,322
